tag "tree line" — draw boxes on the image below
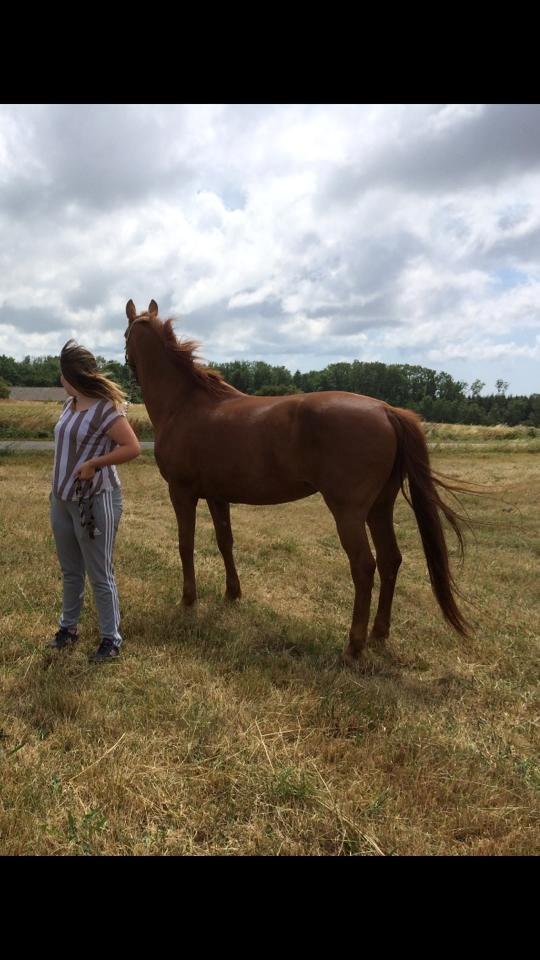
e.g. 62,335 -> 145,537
0,353 -> 538,426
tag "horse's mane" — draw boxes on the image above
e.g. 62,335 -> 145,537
153,317 -> 240,397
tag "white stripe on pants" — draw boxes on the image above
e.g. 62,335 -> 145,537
50,487 -> 124,644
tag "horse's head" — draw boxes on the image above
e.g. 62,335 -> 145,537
124,299 -> 159,375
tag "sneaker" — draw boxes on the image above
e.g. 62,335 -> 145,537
88,638 -> 120,662
48,627 -> 79,649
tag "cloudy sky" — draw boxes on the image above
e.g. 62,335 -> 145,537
1,103 -> 539,394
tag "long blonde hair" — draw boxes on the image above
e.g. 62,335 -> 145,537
60,340 -> 126,410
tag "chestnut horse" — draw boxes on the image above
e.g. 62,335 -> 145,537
125,299 -> 470,665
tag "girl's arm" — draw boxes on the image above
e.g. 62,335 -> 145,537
76,417 -> 141,479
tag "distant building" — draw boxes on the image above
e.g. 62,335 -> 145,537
9,387 -> 67,402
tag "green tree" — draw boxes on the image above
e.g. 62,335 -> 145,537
254,384 -> 301,396
469,379 -> 485,399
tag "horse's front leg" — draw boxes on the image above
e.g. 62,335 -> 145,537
207,498 -> 241,600
168,483 -> 198,605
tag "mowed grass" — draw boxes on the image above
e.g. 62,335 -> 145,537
0,447 -> 538,855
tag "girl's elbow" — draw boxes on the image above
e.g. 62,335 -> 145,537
123,441 -> 141,461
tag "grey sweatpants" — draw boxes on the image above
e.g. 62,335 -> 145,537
50,487 -> 123,645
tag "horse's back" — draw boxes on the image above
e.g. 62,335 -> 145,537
293,392 -> 398,494
215,390 -> 398,498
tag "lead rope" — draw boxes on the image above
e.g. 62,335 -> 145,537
75,476 -> 98,539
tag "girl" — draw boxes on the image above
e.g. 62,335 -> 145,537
49,339 -> 141,661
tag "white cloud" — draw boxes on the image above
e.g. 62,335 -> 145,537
0,104 -> 539,392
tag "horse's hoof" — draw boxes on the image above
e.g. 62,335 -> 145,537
182,595 -> 197,607
342,645 -> 365,670
368,631 -> 388,647
225,587 -> 242,601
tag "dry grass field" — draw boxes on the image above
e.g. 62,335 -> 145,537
0,427 -> 538,855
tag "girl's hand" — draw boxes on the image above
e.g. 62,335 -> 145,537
76,461 -> 97,481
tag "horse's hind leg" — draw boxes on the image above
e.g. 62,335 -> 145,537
367,477 -> 402,645
207,498 -> 241,600
324,498 -> 376,666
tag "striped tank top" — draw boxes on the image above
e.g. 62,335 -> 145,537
52,398 -> 126,500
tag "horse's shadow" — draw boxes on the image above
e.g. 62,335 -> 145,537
6,590 -> 470,744
123,590 -> 470,699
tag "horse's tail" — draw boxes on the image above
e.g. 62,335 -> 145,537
385,405 -> 471,637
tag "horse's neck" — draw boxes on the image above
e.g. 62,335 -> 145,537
136,354 -> 200,427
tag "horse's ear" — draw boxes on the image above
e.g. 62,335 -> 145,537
126,300 -> 137,322
148,299 -> 158,317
